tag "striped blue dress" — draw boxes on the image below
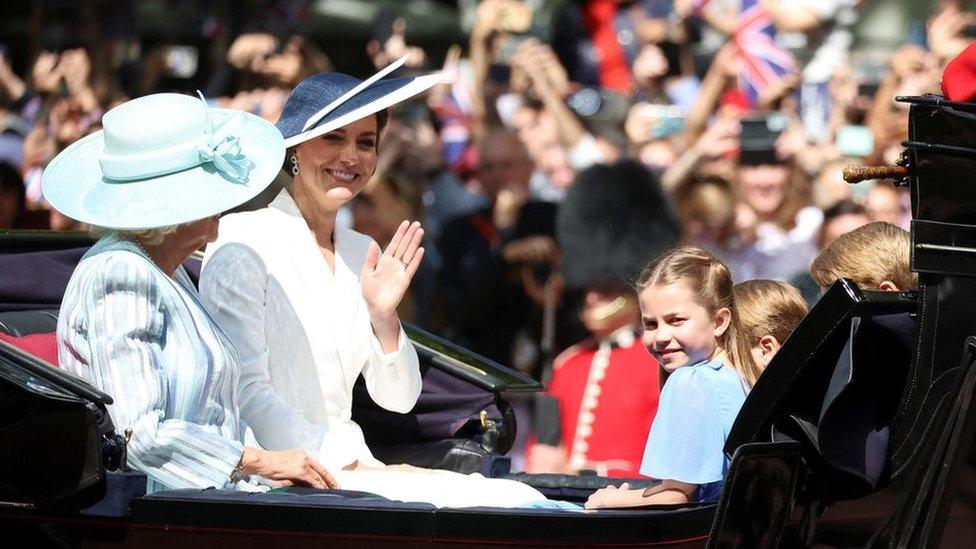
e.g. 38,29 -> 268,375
58,234 -> 257,493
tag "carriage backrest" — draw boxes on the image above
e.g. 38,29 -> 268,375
725,280 -> 916,501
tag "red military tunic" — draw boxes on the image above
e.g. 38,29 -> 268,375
547,329 -> 660,478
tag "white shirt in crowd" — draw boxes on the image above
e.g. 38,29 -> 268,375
777,0 -> 859,83
717,206 -> 824,282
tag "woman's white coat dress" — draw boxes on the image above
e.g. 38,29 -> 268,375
200,189 -> 423,473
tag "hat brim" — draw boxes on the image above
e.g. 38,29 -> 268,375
282,72 -> 443,148
42,109 -> 284,230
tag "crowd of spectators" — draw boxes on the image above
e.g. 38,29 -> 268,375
0,0 -> 965,471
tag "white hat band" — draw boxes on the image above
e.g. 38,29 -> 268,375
99,136 -> 211,181
98,111 -> 253,184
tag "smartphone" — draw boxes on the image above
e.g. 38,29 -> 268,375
658,41 -> 683,79
835,124 -> 874,158
857,82 -> 880,99
495,33 -> 530,65
396,99 -> 430,126
488,63 -> 512,84
639,104 -> 686,139
739,113 -> 788,165
41,22 -> 81,53
740,113 -> 787,140
372,9 -> 398,45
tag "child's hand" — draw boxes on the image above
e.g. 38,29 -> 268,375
584,482 -> 630,510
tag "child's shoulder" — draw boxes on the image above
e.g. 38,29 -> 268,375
666,360 -> 744,398
661,360 -> 746,428
670,359 -> 730,380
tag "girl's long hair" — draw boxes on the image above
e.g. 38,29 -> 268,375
636,246 -> 760,386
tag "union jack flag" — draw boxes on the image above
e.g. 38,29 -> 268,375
732,0 -> 797,107
431,56 -> 474,168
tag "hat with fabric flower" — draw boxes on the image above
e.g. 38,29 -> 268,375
276,54 -> 443,148
41,92 -> 284,230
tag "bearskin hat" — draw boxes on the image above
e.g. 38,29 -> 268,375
557,160 -> 681,290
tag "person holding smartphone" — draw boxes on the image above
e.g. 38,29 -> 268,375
758,0 -> 859,143
721,114 -> 823,282
469,0 -> 538,139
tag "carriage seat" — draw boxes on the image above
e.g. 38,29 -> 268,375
0,309 -> 59,365
725,279 -> 917,502
0,308 -> 514,478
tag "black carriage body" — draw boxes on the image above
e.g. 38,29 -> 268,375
715,96 -> 976,548
0,232 -> 716,547
6,96 -> 976,546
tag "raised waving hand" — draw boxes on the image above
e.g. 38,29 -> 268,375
361,221 -> 424,351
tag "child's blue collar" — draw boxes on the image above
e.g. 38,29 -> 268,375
689,358 -> 726,370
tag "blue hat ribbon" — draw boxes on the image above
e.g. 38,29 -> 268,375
197,95 -> 254,183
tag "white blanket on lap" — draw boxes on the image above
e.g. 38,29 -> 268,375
333,469 -> 547,508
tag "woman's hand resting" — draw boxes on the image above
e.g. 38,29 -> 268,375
240,447 -> 338,489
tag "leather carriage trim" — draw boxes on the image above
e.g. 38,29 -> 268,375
912,219 -> 976,277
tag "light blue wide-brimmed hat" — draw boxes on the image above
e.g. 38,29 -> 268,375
277,54 -> 443,148
42,93 -> 284,230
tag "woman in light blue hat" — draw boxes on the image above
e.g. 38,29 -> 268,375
199,59 -> 564,508
45,93 -> 338,494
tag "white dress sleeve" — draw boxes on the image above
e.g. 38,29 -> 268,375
363,326 -> 423,413
58,253 -> 244,490
200,243 -> 340,462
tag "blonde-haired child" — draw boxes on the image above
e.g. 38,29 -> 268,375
733,279 -> 809,374
809,221 -> 916,292
585,247 -> 752,508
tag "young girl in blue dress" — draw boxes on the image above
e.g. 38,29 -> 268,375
585,247 -> 758,508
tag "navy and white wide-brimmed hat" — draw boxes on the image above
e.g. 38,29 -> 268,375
277,54 -> 443,148
42,93 -> 284,230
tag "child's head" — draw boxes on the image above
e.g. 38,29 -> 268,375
810,221 -> 916,292
636,246 -> 759,385
733,280 -> 809,372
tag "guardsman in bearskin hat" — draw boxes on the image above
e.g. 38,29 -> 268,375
526,159 -> 681,478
